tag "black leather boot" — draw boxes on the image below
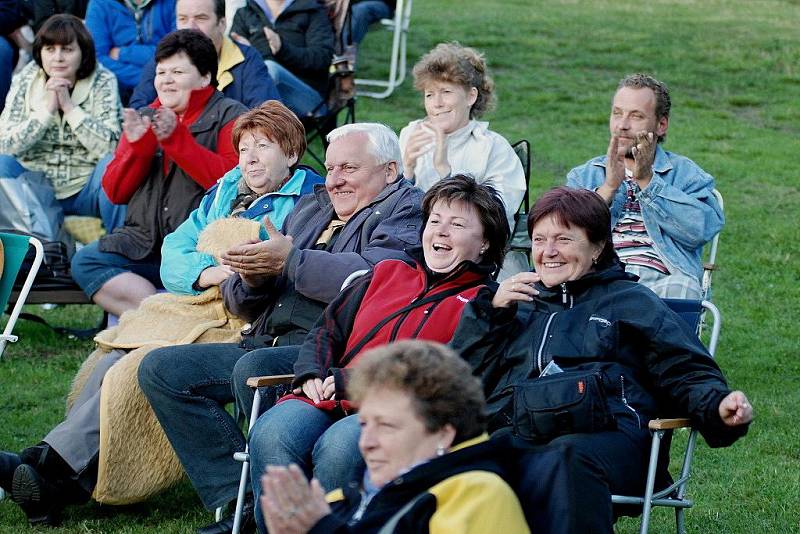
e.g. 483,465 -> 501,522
196,496 -> 256,534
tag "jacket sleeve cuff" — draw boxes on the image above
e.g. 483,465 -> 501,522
63,107 -> 87,129
698,389 -> 750,448
330,368 -> 350,398
283,245 -> 301,281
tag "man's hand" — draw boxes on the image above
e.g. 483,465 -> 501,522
597,134 -> 626,204
631,131 -> 656,188
260,465 -> 331,534
151,107 -> 178,140
401,126 -> 435,180
109,47 -> 121,60
295,377 -> 325,403
122,108 -> 151,142
263,27 -> 282,55
221,217 -> 294,279
718,391 -> 753,427
196,265 -> 234,289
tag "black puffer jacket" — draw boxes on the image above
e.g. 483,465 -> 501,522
230,0 -> 334,97
452,262 -> 748,448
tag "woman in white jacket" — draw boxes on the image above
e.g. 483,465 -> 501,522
399,42 -> 525,239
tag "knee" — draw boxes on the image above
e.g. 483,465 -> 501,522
137,346 -> 179,394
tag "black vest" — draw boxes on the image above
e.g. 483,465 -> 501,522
100,92 -> 246,260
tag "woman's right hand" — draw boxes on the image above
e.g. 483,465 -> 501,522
402,126 -> 435,180
293,377 -> 335,403
196,265 -> 234,289
492,271 -> 540,308
122,108 -> 151,142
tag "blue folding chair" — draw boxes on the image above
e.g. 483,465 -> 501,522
1,232 -> 44,360
611,298 -> 722,533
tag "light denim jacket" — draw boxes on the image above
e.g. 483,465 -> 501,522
566,145 -> 723,281
160,165 -> 323,295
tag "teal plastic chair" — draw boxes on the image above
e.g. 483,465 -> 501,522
0,232 -> 44,360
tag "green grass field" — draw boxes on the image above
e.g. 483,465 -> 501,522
2,0 -> 799,531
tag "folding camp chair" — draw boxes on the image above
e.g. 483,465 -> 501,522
1,232 -> 44,360
355,0 -> 413,99
702,188 -> 723,301
508,139 -> 532,255
302,0 -> 358,169
611,298 -> 722,534
226,269 -> 368,534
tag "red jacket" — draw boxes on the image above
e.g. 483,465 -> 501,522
292,253 -> 494,399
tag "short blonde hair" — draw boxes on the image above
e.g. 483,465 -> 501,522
412,42 -> 495,119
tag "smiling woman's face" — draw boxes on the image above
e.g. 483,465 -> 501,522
423,80 -> 477,135
358,387 -> 450,488
238,129 -> 297,195
155,51 -> 210,114
422,198 -> 487,273
531,214 -> 604,287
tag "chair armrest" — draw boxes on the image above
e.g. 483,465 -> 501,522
648,418 -> 692,430
246,374 -> 295,388
703,262 -> 718,271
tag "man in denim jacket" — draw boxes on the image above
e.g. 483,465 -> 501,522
567,73 -> 723,299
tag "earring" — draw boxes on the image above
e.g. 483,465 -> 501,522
436,444 -> 446,457
591,257 -> 598,265
479,248 -> 486,255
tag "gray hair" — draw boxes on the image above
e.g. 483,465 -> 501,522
327,123 -> 404,176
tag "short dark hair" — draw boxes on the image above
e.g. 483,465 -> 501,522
348,340 -> 487,445
528,186 -> 617,268
33,14 -> 96,80
617,73 -> 671,143
422,174 -> 510,270
232,100 -> 306,169
155,29 -> 218,87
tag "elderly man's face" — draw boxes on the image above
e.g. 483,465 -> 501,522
324,133 -> 397,221
609,87 -> 668,158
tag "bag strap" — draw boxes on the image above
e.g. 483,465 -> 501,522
340,282 -> 477,367
12,310 -> 106,340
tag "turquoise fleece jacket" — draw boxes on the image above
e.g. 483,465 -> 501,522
160,165 -> 323,295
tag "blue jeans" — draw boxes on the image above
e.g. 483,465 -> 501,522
248,401 -> 363,533
0,154 -> 125,232
345,1 -> 394,45
264,60 -> 326,118
0,37 -> 14,114
70,240 -> 163,297
138,343 -> 300,509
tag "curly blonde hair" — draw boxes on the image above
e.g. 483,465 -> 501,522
412,42 -> 495,119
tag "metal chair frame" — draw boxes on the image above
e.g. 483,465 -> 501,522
355,0 -> 413,99
611,299 -> 722,534
1,232 -> 44,360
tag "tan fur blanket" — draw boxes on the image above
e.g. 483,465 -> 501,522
66,218 -> 260,505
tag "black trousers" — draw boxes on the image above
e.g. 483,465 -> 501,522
499,426 -> 650,534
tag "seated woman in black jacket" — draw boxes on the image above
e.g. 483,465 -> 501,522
452,186 -> 753,533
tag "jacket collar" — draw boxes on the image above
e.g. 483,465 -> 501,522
592,144 -> 673,175
217,37 -> 246,92
534,260 -> 637,302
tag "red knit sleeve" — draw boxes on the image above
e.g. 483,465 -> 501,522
159,119 -> 240,190
102,131 -> 158,204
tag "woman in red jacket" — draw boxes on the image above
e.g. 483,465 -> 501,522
235,174 -> 511,533
70,29 -> 246,316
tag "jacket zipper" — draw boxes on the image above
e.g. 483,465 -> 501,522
619,375 -> 642,429
536,313 -> 557,374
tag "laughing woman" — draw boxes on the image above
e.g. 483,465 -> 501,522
231,175 -> 510,533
